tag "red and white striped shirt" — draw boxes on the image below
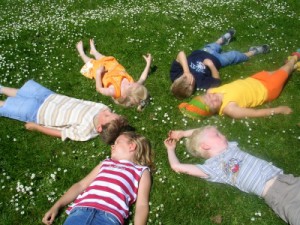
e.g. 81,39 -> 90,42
66,159 -> 149,224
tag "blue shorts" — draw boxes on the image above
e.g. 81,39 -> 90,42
0,80 -> 54,122
202,43 -> 249,67
64,207 -> 121,225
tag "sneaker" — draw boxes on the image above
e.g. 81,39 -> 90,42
249,44 -> 270,55
221,28 -> 236,45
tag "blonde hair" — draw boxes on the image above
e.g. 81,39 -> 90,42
114,84 -> 149,111
122,131 -> 155,172
185,127 -> 209,158
171,76 -> 194,99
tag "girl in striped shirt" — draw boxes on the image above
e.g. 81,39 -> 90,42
42,132 -> 154,225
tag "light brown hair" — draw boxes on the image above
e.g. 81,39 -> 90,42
185,127 -> 207,158
122,131 -> 155,172
171,76 -> 194,99
99,116 -> 132,145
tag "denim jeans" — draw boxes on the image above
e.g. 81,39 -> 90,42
64,207 -> 121,225
0,80 -> 54,122
202,43 -> 249,67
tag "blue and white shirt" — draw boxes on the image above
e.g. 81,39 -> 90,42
197,142 -> 283,196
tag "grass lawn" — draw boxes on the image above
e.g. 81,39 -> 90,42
0,0 -> 300,224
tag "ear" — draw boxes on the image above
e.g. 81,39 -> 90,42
97,125 -> 102,133
128,142 -> 137,152
200,142 -> 210,151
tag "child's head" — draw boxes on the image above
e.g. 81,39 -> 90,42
171,75 -> 195,99
114,83 -> 150,111
115,131 -> 155,171
98,113 -> 133,145
185,126 -> 228,159
202,93 -> 222,114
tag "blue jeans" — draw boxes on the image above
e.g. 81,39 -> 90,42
64,207 -> 121,225
202,43 -> 249,67
0,80 -> 54,122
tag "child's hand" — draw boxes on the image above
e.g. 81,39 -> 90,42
25,122 -> 38,131
168,130 -> 183,141
183,71 -> 194,85
42,208 -> 59,225
275,106 -> 292,115
143,53 -> 152,64
96,66 -> 105,77
164,138 -> 177,150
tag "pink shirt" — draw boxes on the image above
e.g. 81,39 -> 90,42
66,159 -> 149,224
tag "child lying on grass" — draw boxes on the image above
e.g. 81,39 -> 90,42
77,39 -> 152,111
164,126 -> 300,225
43,131 -> 155,225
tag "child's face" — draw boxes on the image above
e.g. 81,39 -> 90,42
203,93 -> 222,113
111,134 -> 134,160
200,126 -> 228,150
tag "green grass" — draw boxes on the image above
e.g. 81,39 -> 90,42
0,0 -> 300,224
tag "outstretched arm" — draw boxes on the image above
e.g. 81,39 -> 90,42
95,66 -> 115,97
164,138 -> 208,178
168,129 -> 197,141
137,54 -> 152,85
25,123 -> 61,138
223,102 -> 292,119
176,51 -> 194,85
134,170 -> 151,225
203,58 -> 220,79
42,164 -> 101,225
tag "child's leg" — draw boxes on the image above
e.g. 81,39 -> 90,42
217,50 -> 249,67
278,55 -> 298,75
89,39 -> 105,60
76,41 -> 92,63
251,57 -> 296,101
216,28 -> 236,45
0,100 -> 4,107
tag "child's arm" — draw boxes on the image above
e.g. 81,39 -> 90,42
176,51 -> 194,85
137,54 -> 152,85
164,138 -> 208,178
134,169 -> 151,225
95,66 -> 115,97
223,102 -> 292,119
203,58 -> 220,79
25,122 -> 62,138
168,129 -> 197,141
42,164 -> 101,225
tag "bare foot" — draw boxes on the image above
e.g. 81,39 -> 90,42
90,39 -> 97,55
76,41 -> 84,54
